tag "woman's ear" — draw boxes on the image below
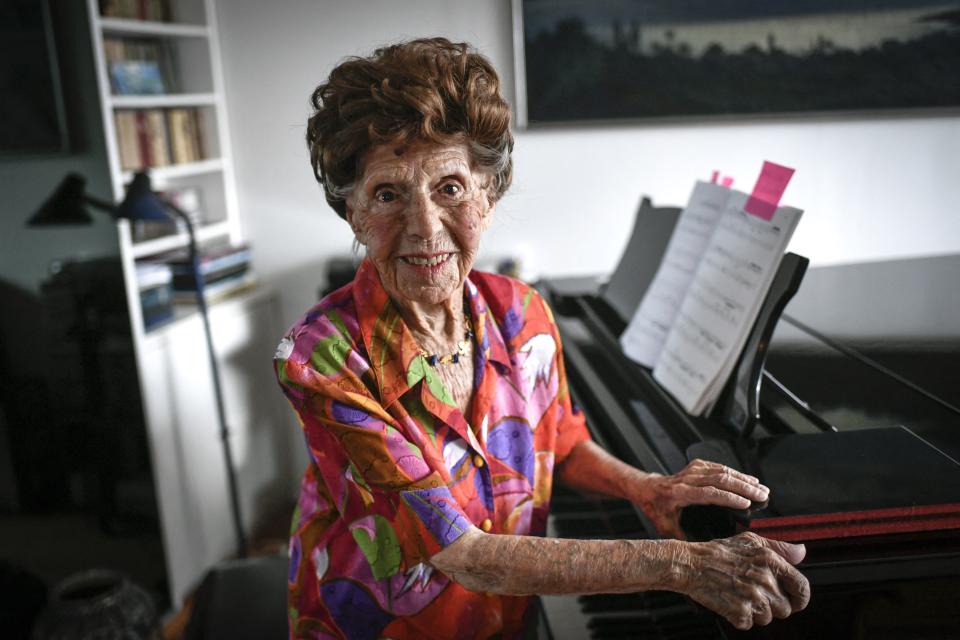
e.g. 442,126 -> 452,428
480,202 -> 495,232
345,206 -> 366,245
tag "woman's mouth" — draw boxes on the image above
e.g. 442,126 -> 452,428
399,253 -> 453,269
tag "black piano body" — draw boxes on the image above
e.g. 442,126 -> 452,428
537,216 -> 960,639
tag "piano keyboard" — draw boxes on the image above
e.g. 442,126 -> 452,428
541,486 -> 727,640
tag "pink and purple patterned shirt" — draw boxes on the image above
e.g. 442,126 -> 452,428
274,259 -> 591,639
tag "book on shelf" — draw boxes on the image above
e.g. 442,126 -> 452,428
100,0 -> 172,22
144,242 -> 255,304
104,37 -> 178,95
166,108 -> 205,164
114,107 -> 203,170
171,271 -> 257,305
619,168 -> 803,416
165,242 -> 252,278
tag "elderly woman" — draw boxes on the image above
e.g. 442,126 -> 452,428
274,38 -> 809,639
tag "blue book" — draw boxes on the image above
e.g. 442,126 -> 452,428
111,61 -> 166,95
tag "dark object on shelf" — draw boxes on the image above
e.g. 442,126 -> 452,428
32,569 -> 159,639
184,555 -> 288,640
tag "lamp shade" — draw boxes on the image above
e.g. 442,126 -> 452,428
28,170 -> 174,228
116,172 -> 171,222
27,173 -> 95,226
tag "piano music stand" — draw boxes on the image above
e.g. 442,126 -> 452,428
711,252 -> 809,438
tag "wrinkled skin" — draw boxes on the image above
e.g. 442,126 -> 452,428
346,139 -> 492,314
434,441 -> 810,631
346,139 -> 493,414
559,441 -> 770,540
679,532 -> 810,630
634,458 -> 770,539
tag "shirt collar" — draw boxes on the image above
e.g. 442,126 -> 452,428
353,260 -> 513,409
464,276 -> 512,372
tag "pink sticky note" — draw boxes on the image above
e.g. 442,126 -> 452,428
710,170 -> 720,184
745,161 -> 795,221
720,176 -> 734,188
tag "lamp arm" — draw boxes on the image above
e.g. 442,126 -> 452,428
83,194 -> 120,213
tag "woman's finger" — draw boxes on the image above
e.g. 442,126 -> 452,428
755,540 -> 811,612
685,459 -> 762,486
673,483 -> 751,509
681,470 -> 770,502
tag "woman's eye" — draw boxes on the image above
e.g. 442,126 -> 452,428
439,183 -> 463,197
375,190 -> 397,203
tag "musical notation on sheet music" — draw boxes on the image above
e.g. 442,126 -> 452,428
653,199 -> 802,414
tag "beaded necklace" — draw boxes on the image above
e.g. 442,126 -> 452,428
419,312 -> 473,366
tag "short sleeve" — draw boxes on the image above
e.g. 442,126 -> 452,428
275,319 -> 472,572
538,293 -> 592,464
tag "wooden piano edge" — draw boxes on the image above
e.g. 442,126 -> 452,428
747,502 -> 960,541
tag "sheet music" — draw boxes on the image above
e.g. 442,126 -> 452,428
621,181 -> 732,367
653,197 -> 803,415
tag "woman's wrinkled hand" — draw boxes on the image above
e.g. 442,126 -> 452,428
675,532 -> 811,630
634,458 -> 769,539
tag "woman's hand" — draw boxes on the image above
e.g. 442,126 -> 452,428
633,459 -> 769,539
674,532 -> 810,630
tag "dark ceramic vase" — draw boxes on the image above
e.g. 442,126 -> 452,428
32,569 -> 159,640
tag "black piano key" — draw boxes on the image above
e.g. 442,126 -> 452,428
577,591 -> 687,614
545,486 -> 727,640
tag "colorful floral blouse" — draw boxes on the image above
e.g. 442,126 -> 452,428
274,259 -> 591,639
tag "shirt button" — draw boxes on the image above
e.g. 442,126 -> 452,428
473,455 -> 485,468
481,518 -> 493,532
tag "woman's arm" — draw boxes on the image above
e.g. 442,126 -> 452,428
556,440 -> 769,538
431,527 -> 809,631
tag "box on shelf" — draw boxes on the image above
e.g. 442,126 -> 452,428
135,262 -> 174,330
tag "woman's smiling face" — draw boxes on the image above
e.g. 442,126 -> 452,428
345,139 -> 494,308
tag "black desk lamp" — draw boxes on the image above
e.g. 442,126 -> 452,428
29,171 -> 248,558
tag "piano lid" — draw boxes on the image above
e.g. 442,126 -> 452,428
766,253 -> 960,459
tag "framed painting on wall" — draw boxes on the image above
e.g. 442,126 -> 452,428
512,0 -> 960,127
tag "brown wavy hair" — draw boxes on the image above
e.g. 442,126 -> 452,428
306,37 -> 514,219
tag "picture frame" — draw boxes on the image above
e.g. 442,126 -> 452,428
513,0 -> 960,128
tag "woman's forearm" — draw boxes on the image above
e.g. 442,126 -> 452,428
431,527 -> 811,631
431,526 -> 681,596
555,440 -> 656,503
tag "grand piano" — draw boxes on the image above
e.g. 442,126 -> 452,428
536,200 -> 960,639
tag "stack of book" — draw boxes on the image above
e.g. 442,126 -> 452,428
100,0 -> 172,22
103,37 -> 177,95
136,262 -> 174,330
114,108 -> 205,170
158,243 -> 255,304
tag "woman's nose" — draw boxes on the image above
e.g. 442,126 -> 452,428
405,190 -> 444,239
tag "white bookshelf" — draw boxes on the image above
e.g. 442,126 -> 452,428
89,0 -> 242,285
86,0 -> 291,610
109,93 -> 217,109
99,17 -> 210,38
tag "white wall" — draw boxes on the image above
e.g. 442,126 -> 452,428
214,0 -> 960,334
